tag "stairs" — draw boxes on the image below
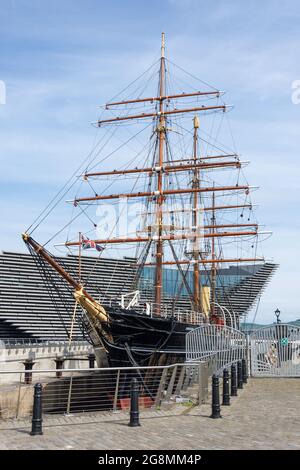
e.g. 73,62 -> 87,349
0,250 -> 278,340
215,263 -> 278,319
0,251 -> 136,340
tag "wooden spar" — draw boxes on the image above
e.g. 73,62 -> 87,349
97,104 -> 226,126
65,230 -> 259,248
187,154 -> 238,161
73,184 -> 250,204
141,223 -> 258,232
140,204 -> 253,217
83,160 -> 241,178
22,234 -> 111,337
168,154 -> 238,164
104,90 -> 221,107
143,257 -> 264,266
22,234 -> 93,302
192,116 -> 200,308
188,223 -> 257,230
164,162 -> 243,171
154,32 -> 166,312
204,203 -> 252,212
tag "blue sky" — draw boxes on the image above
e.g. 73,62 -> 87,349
0,0 -> 300,323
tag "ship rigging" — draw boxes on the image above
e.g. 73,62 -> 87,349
22,34 -> 274,366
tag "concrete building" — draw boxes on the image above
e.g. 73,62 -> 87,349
0,251 -> 277,340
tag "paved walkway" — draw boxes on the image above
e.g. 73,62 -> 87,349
0,378 -> 299,450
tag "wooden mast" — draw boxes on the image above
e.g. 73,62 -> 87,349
192,115 -> 200,310
78,232 -> 82,283
154,32 -> 166,313
211,191 -> 217,318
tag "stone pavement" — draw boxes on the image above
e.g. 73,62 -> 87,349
0,378 -> 299,450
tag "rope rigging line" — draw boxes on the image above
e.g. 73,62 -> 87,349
103,58 -> 161,107
167,240 -> 194,307
131,241 -> 153,294
166,58 -> 220,92
85,121 -> 153,173
28,245 -> 80,339
20,39 -> 272,340
171,118 -> 237,156
27,119 -> 154,243
81,142 -> 154,290
26,125 -> 116,234
42,122 -> 155,249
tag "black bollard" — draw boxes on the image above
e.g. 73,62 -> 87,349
23,359 -> 35,385
231,364 -> 237,397
237,361 -> 243,389
30,383 -> 43,436
88,353 -> 96,369
210,374 -> 222,419
242,358 -> 248,384
222,369 -> 230,406
54,357 -> 64,378
128,377 -> 141,427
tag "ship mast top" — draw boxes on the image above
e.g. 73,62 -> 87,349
161,32 -> 165,59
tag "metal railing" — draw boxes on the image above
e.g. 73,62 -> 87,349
124,302 -> 205,325
97,293 -> 205,325
1,338 -> 89,347
211,302 -> 238,330
186,324 -> 247,375
149,304 -> 205,324
250,324 -> 300,377
0,362 -> 210,421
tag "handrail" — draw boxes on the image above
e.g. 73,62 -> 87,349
1,338 -> 89,347
0,361 -> 206,375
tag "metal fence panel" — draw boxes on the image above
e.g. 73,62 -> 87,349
186,324 -> 247,375
250,324 -> 300,377
0,362 -> 209,422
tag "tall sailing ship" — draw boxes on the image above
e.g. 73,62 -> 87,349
22,34 -> 275,367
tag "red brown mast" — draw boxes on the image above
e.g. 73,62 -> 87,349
192,116 -> 200,309
153,32 -> 166,312
211,191 -> 217,318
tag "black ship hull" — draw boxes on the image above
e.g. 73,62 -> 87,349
94,306 -> 199,367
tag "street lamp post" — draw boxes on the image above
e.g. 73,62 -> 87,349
275,308 -> 281,324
